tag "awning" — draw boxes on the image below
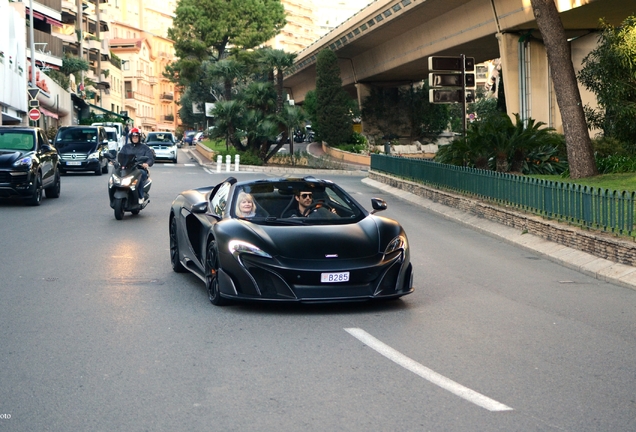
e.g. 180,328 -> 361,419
2,112 -> 22,124
40,107 -> 59,119
55,33 -> 77,44
88,103 -> 129,120
26,8 -> 63,28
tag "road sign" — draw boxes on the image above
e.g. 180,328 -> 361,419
27,88 -> 40,100
29,99 -> 40,108
28,108 -> 41,121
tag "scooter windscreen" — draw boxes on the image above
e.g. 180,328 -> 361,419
117,152 -> 137,168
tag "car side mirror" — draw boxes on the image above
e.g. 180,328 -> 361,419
370,198 -> 387,214
191,201 -> 209,214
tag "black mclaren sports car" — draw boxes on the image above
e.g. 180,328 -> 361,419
169,176 -> 413,305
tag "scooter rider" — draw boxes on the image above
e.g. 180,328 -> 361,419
118,127 -> 154,204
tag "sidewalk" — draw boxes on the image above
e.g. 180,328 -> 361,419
362,177 -> 636,291
183,145 -> 636,291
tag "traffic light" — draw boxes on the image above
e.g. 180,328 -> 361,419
429,73 -> 476,88
428,56 -> 475,72
429,89 -> 475,104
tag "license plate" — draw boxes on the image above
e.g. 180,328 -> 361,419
66,161 -> 81,166
321,272 -> 350,283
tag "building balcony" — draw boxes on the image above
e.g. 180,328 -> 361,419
163,114 -> 174,122
27,30 -> 64,61
148,76 -> 157,85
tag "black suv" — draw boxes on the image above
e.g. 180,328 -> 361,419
54,125 -> 109,175
0,126 -> 61,205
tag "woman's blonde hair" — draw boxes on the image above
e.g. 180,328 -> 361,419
235,191 -> 257,217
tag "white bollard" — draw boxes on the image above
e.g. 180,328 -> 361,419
216,155 -> 222,173
234,154 -> 240,172
226,154 -> 231,172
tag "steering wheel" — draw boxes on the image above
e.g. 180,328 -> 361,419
303,200 -> 336,217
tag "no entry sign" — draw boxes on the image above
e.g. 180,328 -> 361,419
28,108 -> 41,121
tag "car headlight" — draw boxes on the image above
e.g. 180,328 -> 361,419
384,235 -> 407,255
13,155 -> 34,168
228,240 -> 272,259
88,151 -> 100,159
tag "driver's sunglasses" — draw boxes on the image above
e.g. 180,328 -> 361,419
300,193 -> 312,198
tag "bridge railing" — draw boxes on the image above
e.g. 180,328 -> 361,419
371,154 -> 635,237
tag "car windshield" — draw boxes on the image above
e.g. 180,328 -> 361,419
230,180 -> 366,224
56,128 -> 97,142
147,133 -> 173,143
0,131 -> 35,151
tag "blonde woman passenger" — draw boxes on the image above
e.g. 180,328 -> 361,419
235,192 -> 257,218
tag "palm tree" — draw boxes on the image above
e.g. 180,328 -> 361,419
210,100 -> 245,150
207,58 -> 245,101
258,48 -> 297,114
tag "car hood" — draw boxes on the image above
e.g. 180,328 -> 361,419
55,142 -> 98,153
148,142 -> 175,147
0,149 -> 32,167
238,217 -> 382,260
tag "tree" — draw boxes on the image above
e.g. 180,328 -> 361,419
206,58 -> 245,101
578,16 -> 636,148
315,49 -> 354,146
530,0 -> 597,178
258,48 -> 297,113
167,0 -> 286,84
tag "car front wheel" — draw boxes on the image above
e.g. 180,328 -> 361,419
206,240 -> 230,306
169,217 -> 187,273
25,173 -> 42,206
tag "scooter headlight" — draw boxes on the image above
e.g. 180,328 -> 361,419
109,174 -> 135,187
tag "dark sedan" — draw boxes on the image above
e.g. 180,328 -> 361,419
169,176 -> 413,305
0,126 -> 61,205
54,126 -> 109,175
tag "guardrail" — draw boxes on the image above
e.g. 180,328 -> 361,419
371,154 -> 635,237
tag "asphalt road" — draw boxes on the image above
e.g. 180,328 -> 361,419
1,151 -> 635,431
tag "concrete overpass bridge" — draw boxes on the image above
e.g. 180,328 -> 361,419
283,0 -> 634,134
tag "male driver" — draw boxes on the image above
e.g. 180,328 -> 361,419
118,127 -> 154,204
281,190 -> 314,217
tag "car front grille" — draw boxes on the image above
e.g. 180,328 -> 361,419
0,171 -> 27,185
60,153 -> 88,161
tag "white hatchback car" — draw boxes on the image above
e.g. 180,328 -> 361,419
145,132 -> 178,163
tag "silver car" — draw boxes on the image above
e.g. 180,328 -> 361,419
145,132 -> 178,163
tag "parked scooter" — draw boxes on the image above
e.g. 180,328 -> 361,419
104,152 -> 152,220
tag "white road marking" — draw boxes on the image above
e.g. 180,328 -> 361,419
204,168 -> 214,174
345,328 -> 513,412
184,163 -> 196,167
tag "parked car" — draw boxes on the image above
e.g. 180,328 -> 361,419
183,130 -> 196,146
192,131 -> 204,145
169,176 -> 413,305
145,132 -> 178,163
54,125 -> 109,175
92,122 -> 125,149
104,126 -> 120,157
0,126 -> 61,205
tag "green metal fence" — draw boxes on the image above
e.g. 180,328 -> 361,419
371,154 -> 635,236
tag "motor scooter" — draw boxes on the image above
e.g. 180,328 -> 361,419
104,152 -> 152,220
